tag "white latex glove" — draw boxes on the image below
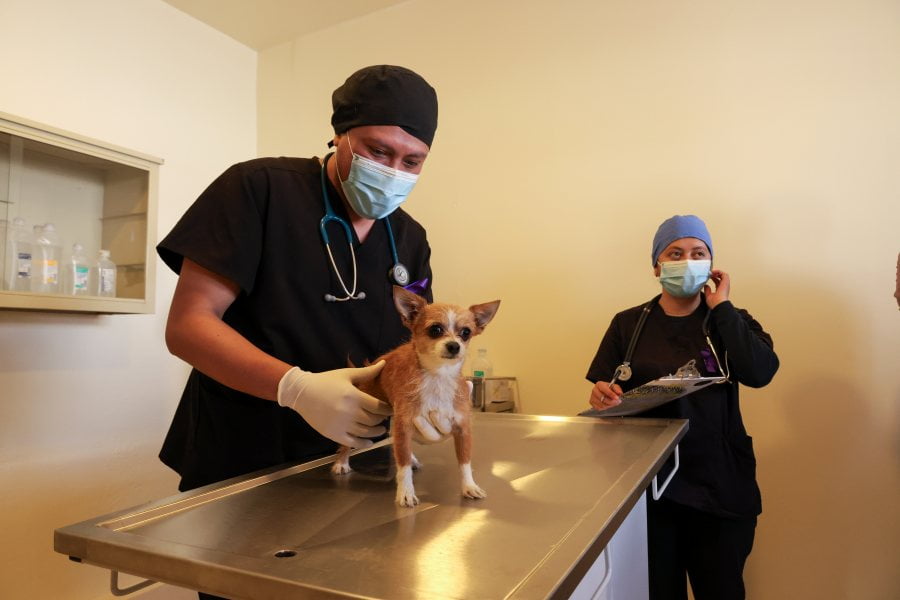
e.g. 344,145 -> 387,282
277,361 -> 392,448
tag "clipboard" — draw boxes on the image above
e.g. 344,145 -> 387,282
581,360 -> 727,418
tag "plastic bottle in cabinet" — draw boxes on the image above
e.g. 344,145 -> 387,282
3,217 -> 33,291
62,243 -> 90,295
32,223 -> 61,294
93,249 -> 117,297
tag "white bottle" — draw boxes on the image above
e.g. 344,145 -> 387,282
62,243 -> 90,295
32,223 -> 61,294
4,217 -> 32,291
471,348 -> 494,378
469,348 -> 494,409
93,249 -> 117,297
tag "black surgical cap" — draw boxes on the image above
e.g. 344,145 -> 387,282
331,65 -> 438,147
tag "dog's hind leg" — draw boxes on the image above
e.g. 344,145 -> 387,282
331,445 -> 352,475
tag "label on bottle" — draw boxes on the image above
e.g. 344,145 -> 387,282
75,265 -> 89,291
474,370 -> 485,377
41,259 -> 58,284
16,251 -> 31,277
100,268 -> 115,294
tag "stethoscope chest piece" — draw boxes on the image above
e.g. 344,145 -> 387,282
389,263 -> 410,286
615,363 -> 632,382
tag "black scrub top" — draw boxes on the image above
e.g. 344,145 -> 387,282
586,297 -> 779,518
157,157 -> 433,490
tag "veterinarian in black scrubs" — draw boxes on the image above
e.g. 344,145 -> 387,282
585,215 -> 779,600
157,67 -> 442,590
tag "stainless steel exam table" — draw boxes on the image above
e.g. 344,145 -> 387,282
55,413 -> 686,599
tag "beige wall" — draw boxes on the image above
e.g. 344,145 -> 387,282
0,0 -> 256,598
0,0 -> 896,598
259,0 -> 900,597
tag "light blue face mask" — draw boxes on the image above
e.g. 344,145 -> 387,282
658,259 -> 711,298
339,136 -> 419,220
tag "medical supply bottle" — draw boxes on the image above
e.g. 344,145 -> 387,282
31,223 -> 61,294
471,348 -> 494,378
470,348 -> 494,409
92,249 -> 117,297
62,243 -> 90,295
3,217 -> 33,291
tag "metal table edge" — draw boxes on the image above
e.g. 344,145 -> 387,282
516,416 -> 689,599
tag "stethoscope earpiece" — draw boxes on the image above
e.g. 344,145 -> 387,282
324,291 -> 366,303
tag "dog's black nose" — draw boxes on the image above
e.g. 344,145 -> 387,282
446,341 -> 460,355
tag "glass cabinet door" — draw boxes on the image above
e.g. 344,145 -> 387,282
0,112 -> 162,314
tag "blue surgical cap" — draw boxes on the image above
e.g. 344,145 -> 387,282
651,215 -> 713,265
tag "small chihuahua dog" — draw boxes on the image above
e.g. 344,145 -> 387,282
331,286 -> 501,507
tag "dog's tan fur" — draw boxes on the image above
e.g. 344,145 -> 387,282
331,286 -> 500,507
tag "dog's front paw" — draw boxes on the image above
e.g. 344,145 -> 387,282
331,460 -> 352,475
396,486 -> 419,507
411,453 -> 422,470
459,464 -> 484,499
462,482 -> 487,499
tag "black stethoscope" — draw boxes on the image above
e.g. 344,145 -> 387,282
610,294 -> 730,388
319,153 -> 410,302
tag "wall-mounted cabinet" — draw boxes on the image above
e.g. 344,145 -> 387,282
0,112 -> 162,313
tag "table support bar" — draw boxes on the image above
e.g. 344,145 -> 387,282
110,570 -> 156,596
652,444 -> 679,500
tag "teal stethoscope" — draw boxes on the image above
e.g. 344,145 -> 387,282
319,153 -> 410,302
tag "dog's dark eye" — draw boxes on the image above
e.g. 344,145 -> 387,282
427,324 -> 444,338
459,327 -> 472,341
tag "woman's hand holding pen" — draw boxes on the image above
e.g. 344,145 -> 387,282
590,380 -> 623,411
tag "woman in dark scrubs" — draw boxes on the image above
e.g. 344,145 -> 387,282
586,215 -> 779,600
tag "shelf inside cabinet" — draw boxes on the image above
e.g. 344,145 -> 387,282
0,112 -> 162,314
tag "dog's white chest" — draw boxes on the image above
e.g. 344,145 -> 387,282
412,368 -> 463,443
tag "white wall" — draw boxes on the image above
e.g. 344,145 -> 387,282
258,0 -> 900,597
0,1 -> 256,598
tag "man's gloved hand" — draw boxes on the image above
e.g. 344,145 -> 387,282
277,361 -> 392,448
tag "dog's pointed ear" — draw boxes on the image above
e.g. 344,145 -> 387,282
393,285 -> 428,326
469,300 -> 501,332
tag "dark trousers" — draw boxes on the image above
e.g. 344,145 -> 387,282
647,497 -> 757,600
